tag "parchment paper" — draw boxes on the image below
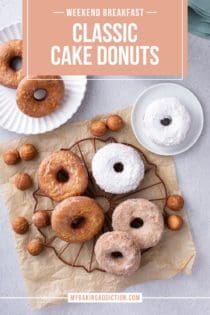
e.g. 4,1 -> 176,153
0,107 -> 196,309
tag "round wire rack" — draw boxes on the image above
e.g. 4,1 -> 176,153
32,137 -> 168,273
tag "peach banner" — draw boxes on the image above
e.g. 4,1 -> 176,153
23,0 -> 187,77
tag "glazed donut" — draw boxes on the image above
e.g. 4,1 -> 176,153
92,143 -> 144,194
38,150 -> 88,202
112,199 -> 164,249
94,231 -> 141,276
0,40 -> 23,88
143,97 -> 191,146
16,75 -> 65,117
51,196 -> 104,243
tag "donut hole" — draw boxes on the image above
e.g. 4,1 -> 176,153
160,116 -> 172,126
113,162 -> 124,173
71,216 -> 86,229
33,89 -> 48,102
9,56 -> 22,71
56,169 -> 69,183
110,251 -> 123,259
130,217 -> 144,229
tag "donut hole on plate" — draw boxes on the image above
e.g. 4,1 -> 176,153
110,251 -> 123,259
33,89 -> 48,102
130,217 -> 144,229
56,168 -> 69,183
70,216 -> 86,230
9,56 -> 22,71
160,116 -> 172,126
113,162 -> 124,173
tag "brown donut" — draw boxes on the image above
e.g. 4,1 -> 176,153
51,196 -> 105,243
38,150 -> 88,202
16,75 -> 64,117
0,40 -> 23,88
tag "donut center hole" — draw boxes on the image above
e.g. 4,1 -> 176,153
130,217 -> 144,229
10,56 -> 22,71
113,162 -> 124,173
110,251 -> 123,259
56,169 -> 69,183
71,216 -> 85,229
33,89 -> 48,101
160,116 -> 172,126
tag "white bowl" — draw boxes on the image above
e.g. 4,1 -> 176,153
131,83 -> 204,156
0,22 -> 87,135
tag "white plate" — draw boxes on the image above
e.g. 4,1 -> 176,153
0,23 -> 87,135
131,83 -> 204,156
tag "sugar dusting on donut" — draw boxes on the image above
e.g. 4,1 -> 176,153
143,97 -> 191,146
92,143 -> 145,194
112,198 -> 164,249
94,231 -> 141,276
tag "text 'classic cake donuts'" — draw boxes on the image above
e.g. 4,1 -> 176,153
92,143 -> 145,194
16,75 -> 64,117
94,231 -> 141,276
52,196 -> 105,243
38,150 -> 88,202
112,199 -> 164,249
0,40 -> 23,88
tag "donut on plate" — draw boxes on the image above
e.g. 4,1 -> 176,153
92,143 -> 145,194
38,150 -> 88,202
143,97 -> 191,146
16,75 -> 64,117
0,40 -> 23,88
94,231 -> 141,276
51,196 -> 104,243
112,199 -> 164,249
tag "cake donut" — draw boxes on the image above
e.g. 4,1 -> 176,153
92,143 -> 145,194
112,199 -> 164,249
51,196 -> 104,243
0,40 -> 23,88
38,150 -> 88,202
16,75 -> 64,117
143,97 -> 191,146
94,231 -> 141,275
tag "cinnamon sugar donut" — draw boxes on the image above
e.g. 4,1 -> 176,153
38,150 -> 88,202
16,75 -> 64,117
51,196 -> 105,243
94,231 -> 141,276
0,40 -> 23,88
112,199 -> 164,249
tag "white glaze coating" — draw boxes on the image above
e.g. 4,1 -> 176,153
143,97 -> 191,146
92,143 -> 145,194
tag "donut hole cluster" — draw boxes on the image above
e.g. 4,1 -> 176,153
71,216 -> 86,230
9,56 -> 22,71
56,168 -> 69,183
33,89 -> 48,102
160,116 -> 172,126
130,217 -> 144,229
113,162 -> 124,173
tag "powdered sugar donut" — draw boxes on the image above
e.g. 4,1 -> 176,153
92,143 -> 144,194
143,97 -> 191,146
94,231 -> 141,276
112,199 -> 164,249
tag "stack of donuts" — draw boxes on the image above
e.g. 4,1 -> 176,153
36,142 -> 165,276
0,40 -> 64,118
